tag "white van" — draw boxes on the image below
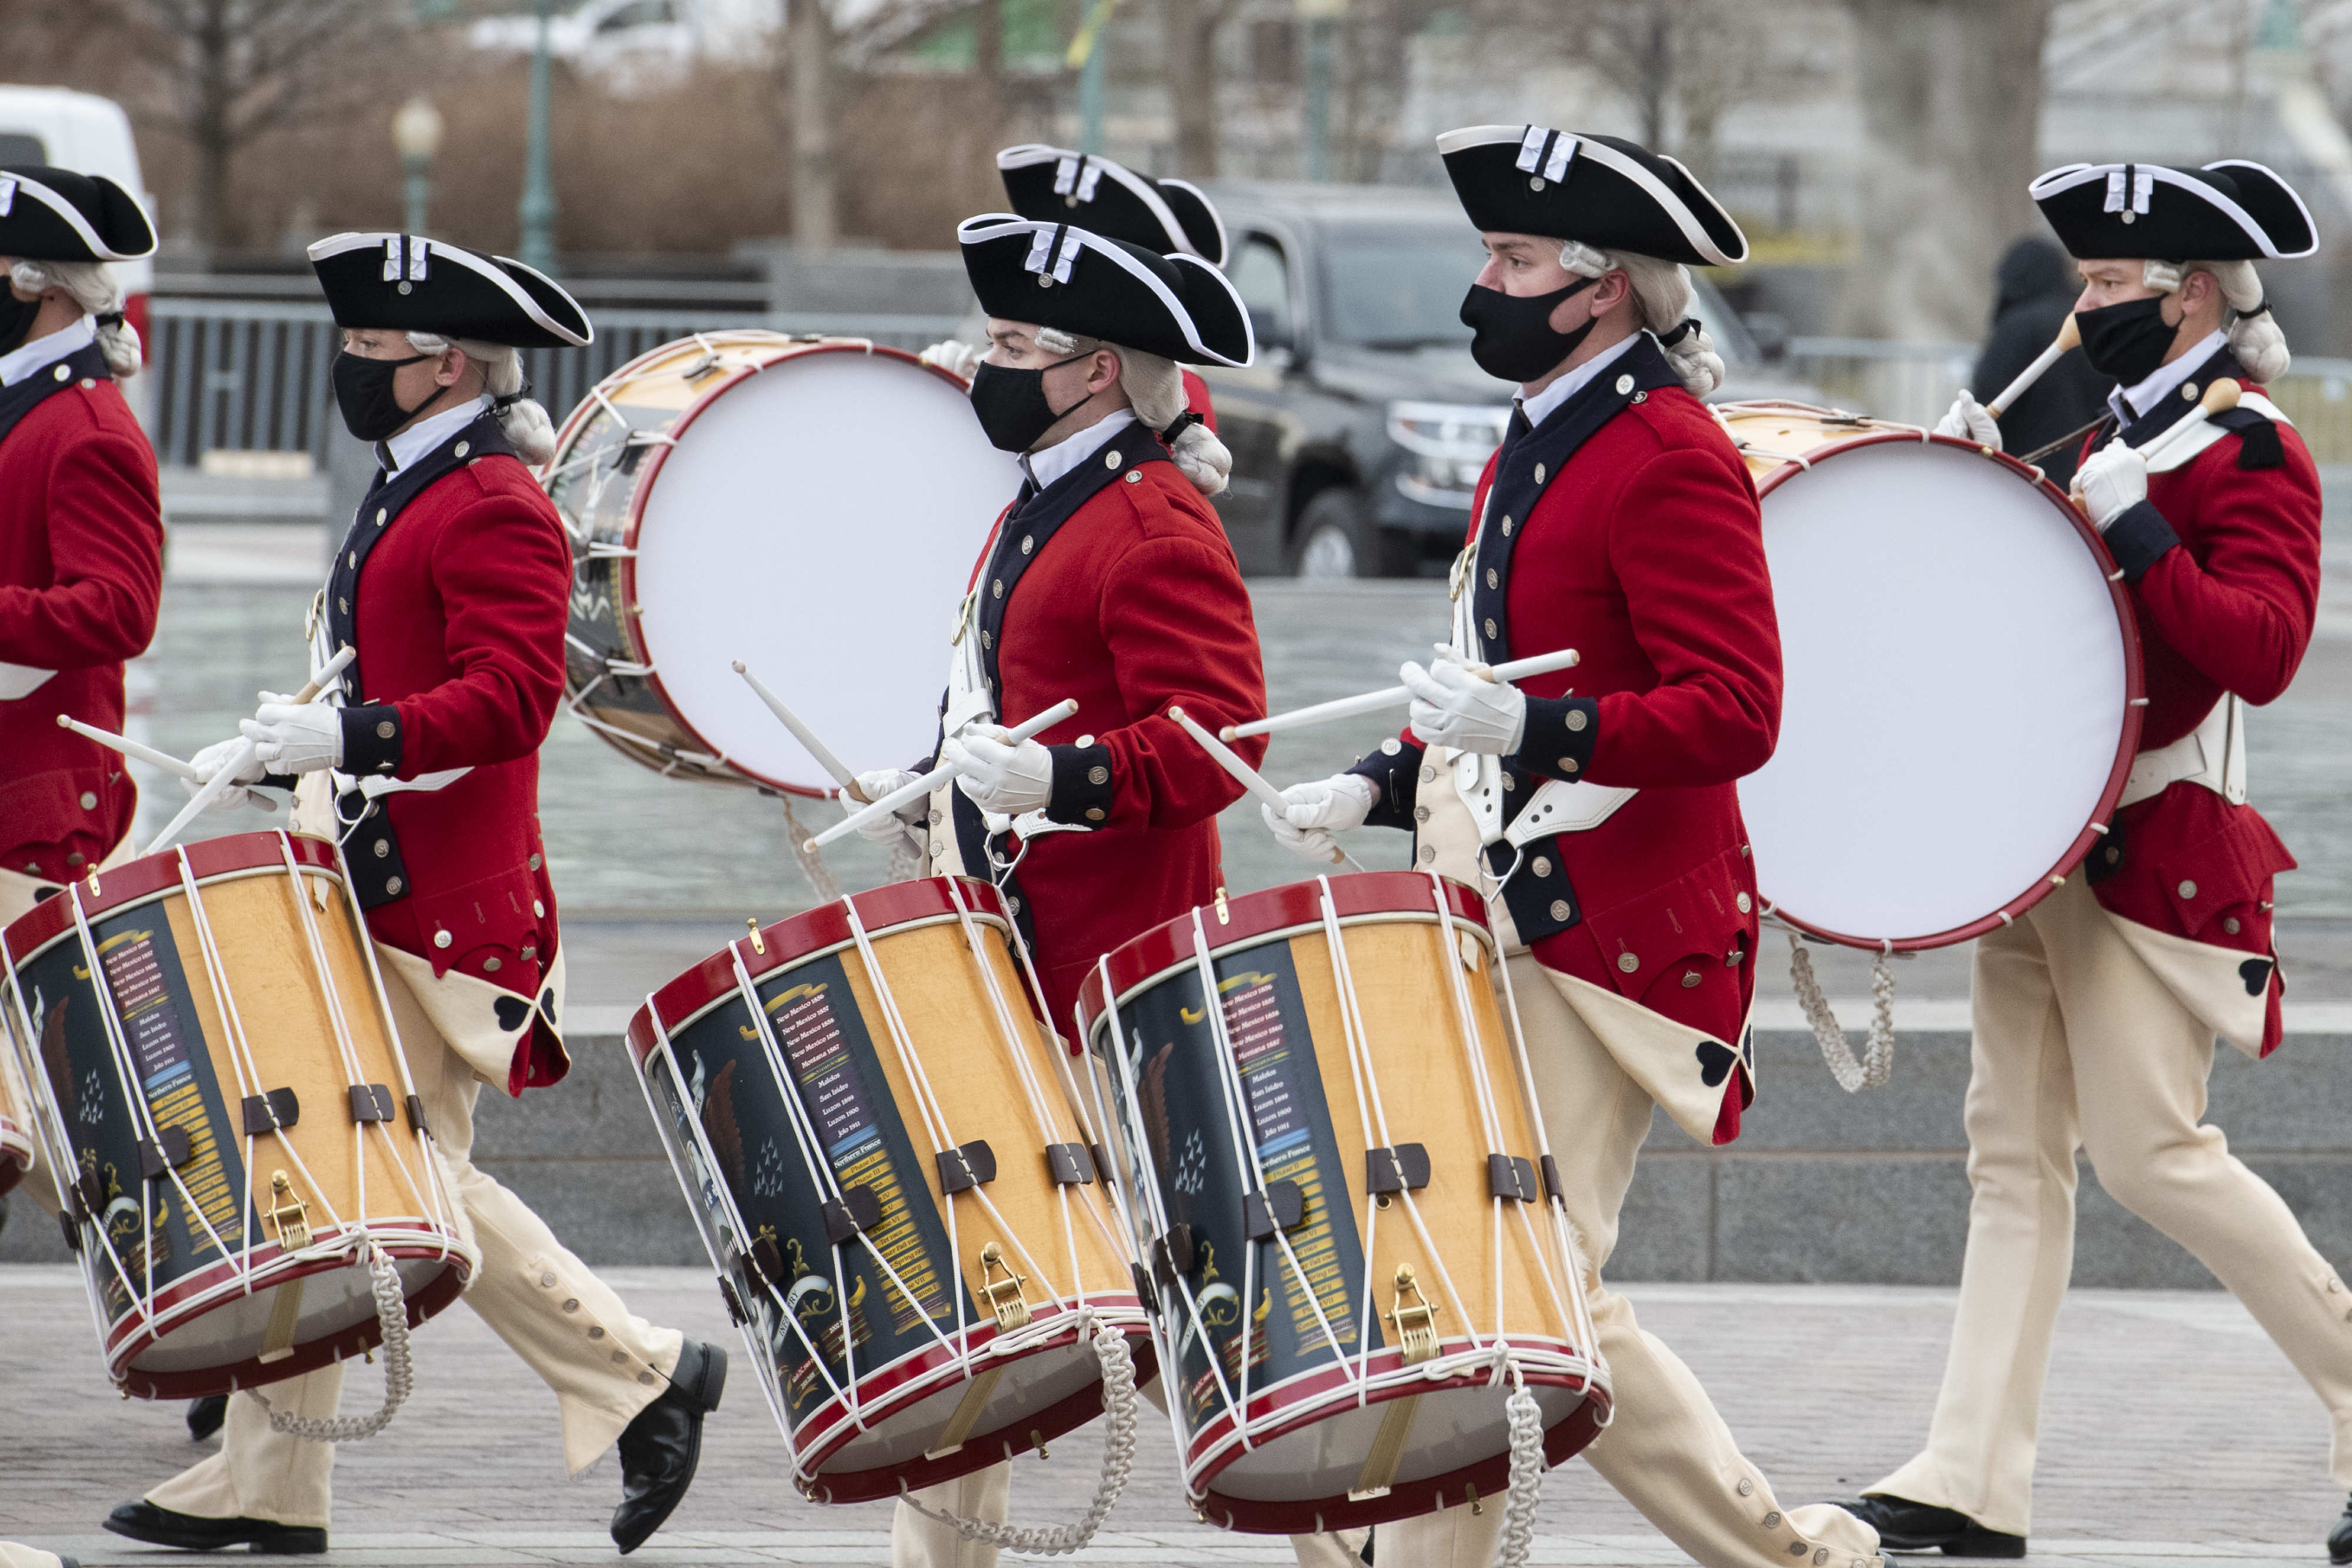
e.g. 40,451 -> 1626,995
0,86 -> 156,354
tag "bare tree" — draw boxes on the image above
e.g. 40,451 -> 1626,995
1162,0 -> 1245,178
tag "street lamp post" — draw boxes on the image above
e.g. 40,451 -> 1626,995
1067,0 -> 1119,156
1298,0 -> 1345,182
392,97 -> 444,235
518,0 -> 559,272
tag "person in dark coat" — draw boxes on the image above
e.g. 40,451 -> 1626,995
1940,236 -> 2112,483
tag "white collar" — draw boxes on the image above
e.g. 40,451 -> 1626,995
383,395 -> 492,474
1021,408 -> 1138,492
0,313 -> 95,387
2111,328 -> 2227,423
1517,332 -> 1640,430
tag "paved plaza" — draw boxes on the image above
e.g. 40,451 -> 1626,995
1,1269 -> 2341,1566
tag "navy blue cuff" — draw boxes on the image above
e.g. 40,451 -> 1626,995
1045,742 -> 1114,826
341,704 -> 402,778
1346,736 -> 1425,832
2103,501 -> 2179,585
1515,696 -> 1599,783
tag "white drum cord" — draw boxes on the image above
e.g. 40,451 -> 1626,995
242,1245 -> 413,1442
894,1314 -> 1140,1556
1497,1366 -> 1547,1568
1787,934 -> 1895,1092
774,794 -> 844,901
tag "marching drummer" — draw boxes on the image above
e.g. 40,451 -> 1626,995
1265,124 -> 1884,1568
0,166 -> 161,930
110,233 -> 727,1559
1832,161 -> 2352,1564
844,216 -> 1275,1566
921,144 -> 1222,470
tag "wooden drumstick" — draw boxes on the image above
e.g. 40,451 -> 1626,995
55,715 -> 201,781
1220,647 -> 1581,743
806,698 -> 1080,852
731,660 -> 858,793
2071,379 -> 2240,514
145,646 -> 357,856
1167,706 -> 1367,873
1986,315 -> 2082,420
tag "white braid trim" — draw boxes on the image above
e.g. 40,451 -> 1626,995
1788,934 -> 1895,1092
240,1246 -> 414,1442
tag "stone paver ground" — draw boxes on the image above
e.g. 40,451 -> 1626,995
3,1270 -> 2338,1566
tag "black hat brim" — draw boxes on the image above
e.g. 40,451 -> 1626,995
2030,160 -> 2317,262
996,145 -> 1227,265
308,233 -> 593,348
960,215 -> 1252,366
0,167 -> 155,262
1436,125 -> 1747,267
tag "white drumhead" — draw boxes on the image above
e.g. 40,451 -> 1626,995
1738,441 -> 2130,946
633,352 -> 1018,794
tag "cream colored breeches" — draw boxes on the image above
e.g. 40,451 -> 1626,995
0,1542 -> 71,1568
143,956 -> 682,1527
1871,874 -> 2352,1536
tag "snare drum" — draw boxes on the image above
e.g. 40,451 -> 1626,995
0,832 -> 473,1398
627,875 -> 1150,1503
1075,871 -> 1609,1534
547,333 -> 1015,794
1720,403 -> 2143,948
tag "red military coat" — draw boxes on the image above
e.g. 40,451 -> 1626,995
320,412 -> 570,1092
0,337 -> 162,881
938,416 -> 1266,1037
2079,357 -> 2321,1056
1349,336 -> 1781,1139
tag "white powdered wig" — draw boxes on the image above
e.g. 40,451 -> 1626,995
1556,239 -> 1725,397
404,332 -> 557,464
1035,325 -> 1233,495
2141,258 -> 2289,382
9,258 -> 141,377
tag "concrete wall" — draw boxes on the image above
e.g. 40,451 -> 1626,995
8,1027 -> 2348,1288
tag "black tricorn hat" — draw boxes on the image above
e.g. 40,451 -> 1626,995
307,232 -> 593,348
2030,160 -> 2316,262
0,167 -> 156,262
1436,125 -> 1747,268
958,216 -> 1252,367
997,144 -> 1227,266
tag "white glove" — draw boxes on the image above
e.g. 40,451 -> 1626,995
1261,773 -> 1374,862
847,768 -> 925,844
240,696 -> 342,774
1935,390 -> 2000,448
2073,440 -> 2150,531
920,339 -> 987,382
181,737 -> 272,813
1401,646 -> 1527,755
941,726 -> 1056,815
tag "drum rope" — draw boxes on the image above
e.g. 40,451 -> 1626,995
1314,879 -> 1391,1405
776,796 -> 843,903
171,849 -> 282,1284
896,1315 -> 1138,1556
1495,1370 -> 1547,1568
1788,936 -> 1896,1092
243,1245 -> 413,1443
275,838 -> 382,1225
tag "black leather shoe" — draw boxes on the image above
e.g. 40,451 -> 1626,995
610,1339 -> 727,1554
1833,1495 -> 2024,1558
187,1394 -> 228,1441
103,1499 -> 327,1553
2327,1492 -> 2351,1566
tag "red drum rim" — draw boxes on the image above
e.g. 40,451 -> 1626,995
780,1306 -> 1157,1503
625,875 -> 1015,1061
548,338 -> 978,798
106,1232 -> 470,1399
1073,871 -> 1490,1040
1745,424 -> 2145,951
1,831 -> 343,957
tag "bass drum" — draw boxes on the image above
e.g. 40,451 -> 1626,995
1722,403 -> 2143,948
547,333 -> 1015,795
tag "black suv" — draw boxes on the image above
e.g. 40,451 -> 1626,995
1194,179 -> 1809,577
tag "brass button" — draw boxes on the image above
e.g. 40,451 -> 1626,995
2224,917 -> 2241,934
1485,618 -> 1499,638
66,852 -> 84,868
1531,856 -> 1551,877
455,441 -> 469,457
589,1326 -> 606,1339
520,945 -> 537,960
1486,568 -> 1499,589
339,597 -> 350,613
541,1271 -> 557,1287
1084,807 -> 1106,821
563,1297 -> 578,1310
1381,737 -> 1401,755
929,809 -> 943,826
993,580 -> 1004,599
376,508 -> 388,524
1618,952 -> 1639,973
1737,892 -> 1752,913
1815,1550 -> 1832,1564
2178,880 -> 2198,899
1763,1512 -> 1782,1529
1534,463 -> 1547,483
78,790 -> 97,810
385,875 -> 403,895
1565,711 -> 1586,731
348,551 -> 357,567
2104,845 -> 2120,864
1419,845 -> 1437,864
434,930 -> 453,949
534,900 -> 546,916
1087,765 -> 1110,785
528,852 -> 542,871
1104,450 -> 1122,469
1501,515 -> 1514,534
373,838 -> 390,858
1738,1477 -> 1755,1497
1419,764 -> 1436,783
2182,383 -> 2198,400
612,1349 -> 627,1364
1550,900 -> 1572,921
1125,470 -> 1142,483
51,364 -> 67,382
376,720 -> 395,738
1681,971 -> 1701,988
1414,805 -> 1431,823
1021,535 -> 1034,554
638,1370 -> 657,1385
1787,1546 -> 1806,1559
1558,757 -> 1579,774
483,957 -> 502,972
1528,175 -> 1545,191
79,377 -> 94,389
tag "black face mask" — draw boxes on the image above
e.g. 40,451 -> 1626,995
332,350 -> 439,442
968,354 -> 1093,453
1459,275 -> 1600,385
0,289 -> 42,358
2074,295 -> 2177,385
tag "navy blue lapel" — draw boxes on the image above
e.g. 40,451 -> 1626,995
0,340 -> 111,447
2098,345 -> 2244,454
